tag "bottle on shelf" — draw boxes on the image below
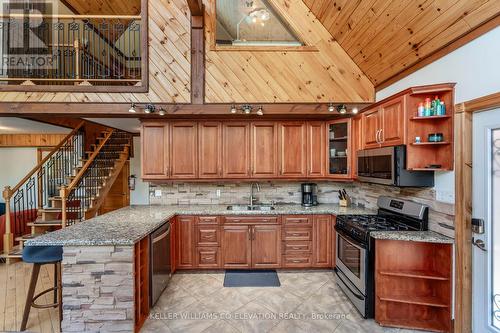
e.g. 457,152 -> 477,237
439,101 -> 446,116
424,98 -> 431,116
417,102 -> 425,117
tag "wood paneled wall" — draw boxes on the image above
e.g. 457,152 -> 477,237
0,0 -> 191,104
0,0 -> 375,105
0,134 -> 68,147
204,0 -> 374,103
303,0 -> 500,87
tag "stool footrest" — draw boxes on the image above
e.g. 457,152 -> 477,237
32,286 -> 59,309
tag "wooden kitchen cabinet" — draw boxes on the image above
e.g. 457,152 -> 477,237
223,123 -> 251,178
141,123 -> 169,179
252,225 -> 281,268
134,237 -> 149,332
362,96 -> 406,149
327,119 -> 351,179
251,122 -> 278,177
278,122 -> 307,177
306,122 -> 326,177
351,116 -> 362,179
312,215 -> 332,267
362,108 -> 382,149
221,225 -> 252,268
176,216 -> 195,269
380,96 -> 405,146
198,122 -> 222,178
170,122 -> 198,179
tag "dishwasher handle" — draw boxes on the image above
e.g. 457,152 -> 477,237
152,223 -> 171,243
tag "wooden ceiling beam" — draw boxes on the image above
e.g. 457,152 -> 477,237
186,0 -> 204,16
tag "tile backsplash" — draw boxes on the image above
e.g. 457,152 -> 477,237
149,181 -> 455,238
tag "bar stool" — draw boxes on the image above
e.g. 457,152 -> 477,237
20,245 -> 63,331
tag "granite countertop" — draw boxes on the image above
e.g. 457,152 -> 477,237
370,230 -> 454,244
26,204 -> 375,247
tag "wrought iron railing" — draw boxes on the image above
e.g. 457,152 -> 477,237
62,131 -> 131,226
0,13 -> 142,86
2,121 -> 85,254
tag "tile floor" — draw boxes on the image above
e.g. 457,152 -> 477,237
142,270 -> 424,333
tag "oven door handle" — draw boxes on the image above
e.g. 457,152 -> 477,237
335,227 -> 367,249
335,270 -> 364,301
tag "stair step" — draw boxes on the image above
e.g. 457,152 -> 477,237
0,245 -> 23,259
15,233 -> 43,242
38,208 -> 62,213
28,220 -> 62,227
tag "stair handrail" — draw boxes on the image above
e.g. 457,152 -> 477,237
60,129 -> 115,227
2,120 -> 85,256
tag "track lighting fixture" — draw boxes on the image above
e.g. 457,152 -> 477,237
328,103 -> 335,112
158,108 -> 166,116
128,103 -> 136,113
144,104 -> 155,114
337,104 -> 347,114
256,106 -> 264,116
229,104 -> 263,115
352,107 -> 359,115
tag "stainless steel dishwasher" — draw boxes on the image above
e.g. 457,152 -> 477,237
150,221 -> 171,306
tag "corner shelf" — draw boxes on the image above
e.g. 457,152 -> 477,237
410,115 -> 451,120
379,270 -> 449,281
410,142 -> 450,146
378,295 -> 449,308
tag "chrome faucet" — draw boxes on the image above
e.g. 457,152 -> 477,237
249,183 -> 260,208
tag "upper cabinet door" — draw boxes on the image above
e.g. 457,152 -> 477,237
306,122 -> 326,177
362,108 -> 381,149
170,122 -> 198,179
380,95 -> 405,147
198,122 -> 222,179
251,122 -> 278,178
141,123 -> 169,179
327,119 -> 351,179
278,122 -> 307,177
223,123 -> 250,178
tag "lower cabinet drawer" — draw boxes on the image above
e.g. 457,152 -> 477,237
195,226 -> 220,246
282,255 -> 312,268
282,228 -> 312,241
282,241 -> 312,254
195,247 -> 221,268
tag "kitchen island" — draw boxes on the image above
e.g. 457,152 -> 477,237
26,204 -> 374,333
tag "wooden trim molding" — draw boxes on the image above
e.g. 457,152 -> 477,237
376,14 -> 500,92
453,91 -> 500,333
0,133 -> 68,147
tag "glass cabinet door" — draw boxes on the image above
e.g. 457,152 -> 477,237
328,120 -> 351,177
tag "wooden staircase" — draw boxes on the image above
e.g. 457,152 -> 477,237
1,126 -> 132,261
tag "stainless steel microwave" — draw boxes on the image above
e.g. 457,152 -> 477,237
356,146 -> 434,187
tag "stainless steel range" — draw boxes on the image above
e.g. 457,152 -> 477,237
334,196 -> 429,318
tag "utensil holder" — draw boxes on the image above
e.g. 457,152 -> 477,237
339,198 -> 351,207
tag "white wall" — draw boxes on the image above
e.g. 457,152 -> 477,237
376,26 -> 500,204
130,136 -> 149,205
0,148 -> 38,203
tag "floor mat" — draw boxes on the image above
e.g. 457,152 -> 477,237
223,269 -> 281,287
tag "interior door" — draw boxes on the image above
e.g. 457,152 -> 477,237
223,123 -> 250,178
222,225 -> 252,268
362,108 -> 381,149
380,96 -> 405,147
252,225 -> 281,268
472,108 -> 500,333
170,122 -> 198,179
251,122 -> 278,177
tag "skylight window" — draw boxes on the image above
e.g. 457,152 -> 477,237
215,0 -> 302,47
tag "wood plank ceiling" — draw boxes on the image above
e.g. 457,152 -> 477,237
303,0 -> 500,87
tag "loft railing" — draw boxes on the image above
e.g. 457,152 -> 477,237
61,130 -> 130,226
0,13 -> 142,86
2,121 -> 85,255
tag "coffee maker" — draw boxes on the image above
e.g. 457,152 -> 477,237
301,183 -> 318,207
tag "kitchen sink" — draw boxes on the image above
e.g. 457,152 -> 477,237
226,205 -> 275,211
